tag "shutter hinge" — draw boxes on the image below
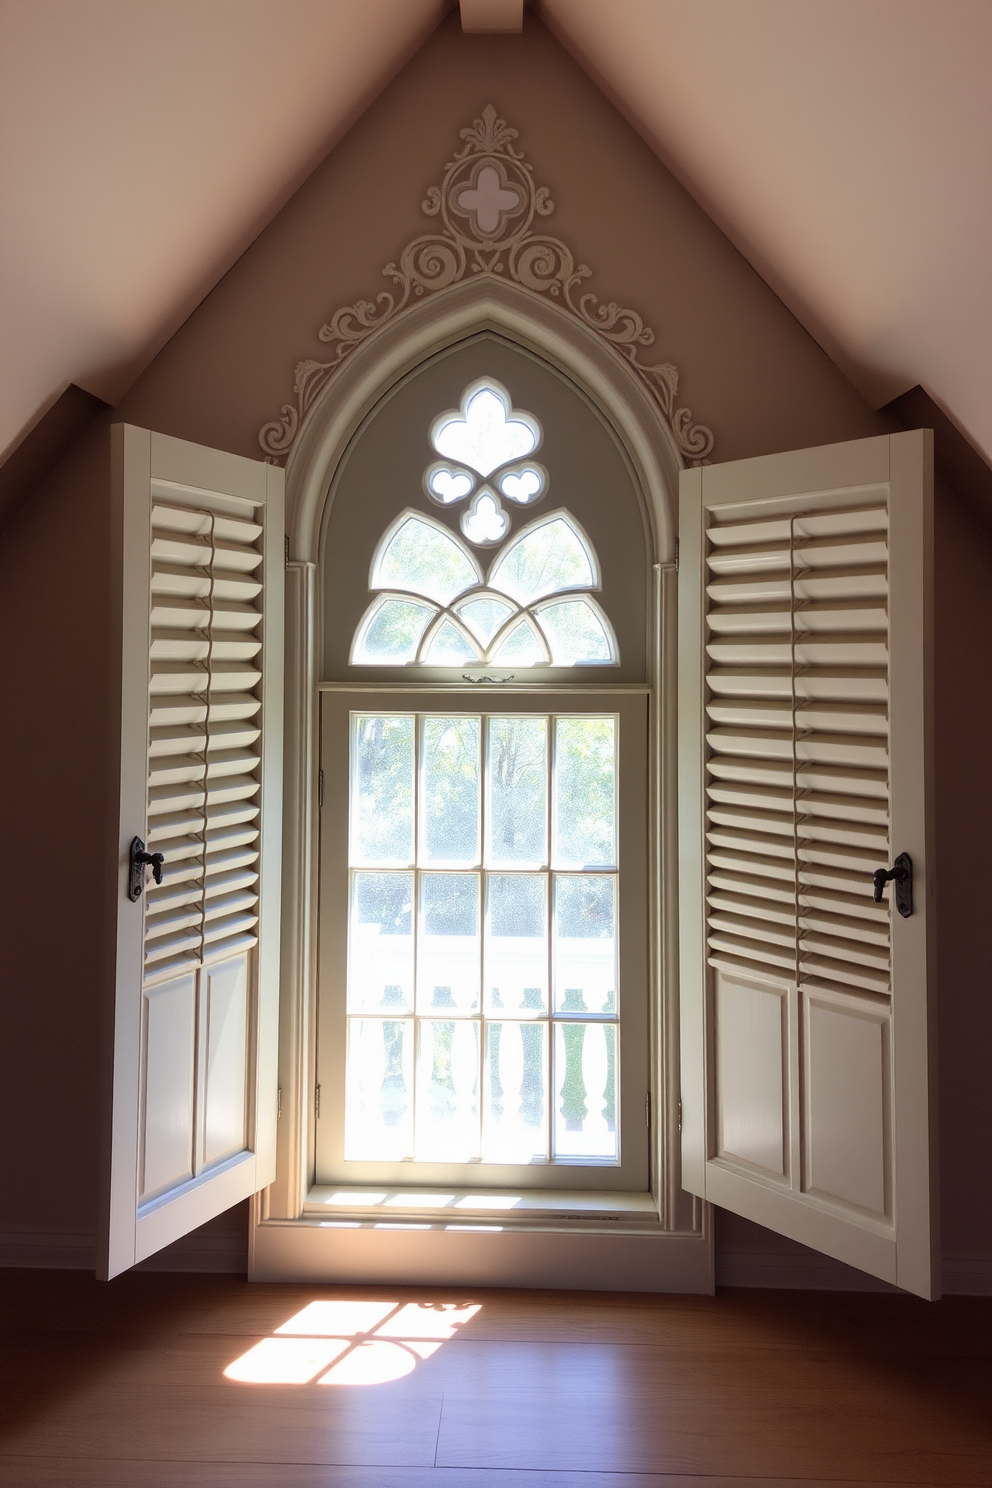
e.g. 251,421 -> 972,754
315,1084 -> 321,1120
277,1086 -> 282,1120
318,768 -> 324,808
678,1099 -> 682,1133
674,537 -> 680,572
284,533 -> 290,565
645,1091 -> 651,1129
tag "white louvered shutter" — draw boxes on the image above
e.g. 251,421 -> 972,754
678,431 -> 937,1298
102,426 -> 284,1280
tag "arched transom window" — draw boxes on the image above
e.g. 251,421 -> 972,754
350,379 -> 618,668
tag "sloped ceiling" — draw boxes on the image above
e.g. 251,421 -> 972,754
2,0 -> 990,465
0,0 -> 450,460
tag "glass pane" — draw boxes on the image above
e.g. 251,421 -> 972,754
483,1020 -> 548,1162
422,618 -> 481,665
462,492 -> 509,545
426,463 -> 474,503
348,872 -> 414,1013
537,598 -> 614,665
456,594 -> 515,647
498,465 -> 544,504
415,1019 -> 481,1160
352,715 -> 414,865
417,873 -> 480,1014
489,617 -> 546,666
553,716 -> 617,868
553,875 -> 616,1015
432,385 -> 537,477
422,717 -> 480,867
485,874 -> 548,1015
553,1022 -> 617,1160
353,597 -> 436,664
488,516 -> 595,605
345,1018 -> 413,1160
487,717 -> 547,867
374,515 -> 479,605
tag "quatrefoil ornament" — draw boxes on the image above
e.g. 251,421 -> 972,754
422,378 -> 548,545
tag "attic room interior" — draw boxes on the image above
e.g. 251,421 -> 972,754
1,0 -> 991,1482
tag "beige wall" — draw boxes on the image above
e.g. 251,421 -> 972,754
1,11 -> 987,1285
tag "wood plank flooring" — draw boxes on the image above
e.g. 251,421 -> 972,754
1,1270 -> 989,1486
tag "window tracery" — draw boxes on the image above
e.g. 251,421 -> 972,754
351,378 -> 618,668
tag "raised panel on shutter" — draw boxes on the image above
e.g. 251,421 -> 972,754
102,425 -> 283,1281
679,431 -> 937,1299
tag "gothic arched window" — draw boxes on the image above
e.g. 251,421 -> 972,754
316,337 -> 650,1192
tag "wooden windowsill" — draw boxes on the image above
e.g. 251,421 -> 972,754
303,1186 -> 660,1231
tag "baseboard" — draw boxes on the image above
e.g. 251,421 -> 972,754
717,1245 -> 992,1295
0,1225 -> 247,1275
0,1227 -> 95,1271
942,1252 -> 992,1296
716,1246 -> 897,1291
3,1224 -> 989,1293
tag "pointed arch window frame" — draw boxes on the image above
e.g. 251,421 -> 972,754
265,270 -> 696,1291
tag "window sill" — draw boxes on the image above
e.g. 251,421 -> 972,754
304,1186 -> 660,1232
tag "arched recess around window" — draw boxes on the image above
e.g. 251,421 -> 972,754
317,330 -> 656,685
271,279 -> 685,1222
286,276 -> 680,571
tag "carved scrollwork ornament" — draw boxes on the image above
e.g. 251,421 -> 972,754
258,104 -> 715,466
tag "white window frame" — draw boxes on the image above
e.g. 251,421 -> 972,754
250,278 -> 710,1291
314,688 -> 650,1194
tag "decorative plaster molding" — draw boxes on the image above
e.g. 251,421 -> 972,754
259,105 -> 714,466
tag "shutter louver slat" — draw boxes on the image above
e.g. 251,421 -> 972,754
141,493 -> 267,984
702,502 -> 892,997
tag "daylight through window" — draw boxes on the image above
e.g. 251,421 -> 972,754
345,711 -> 621,1166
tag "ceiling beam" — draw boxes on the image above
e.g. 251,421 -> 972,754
460,0 -> 523,33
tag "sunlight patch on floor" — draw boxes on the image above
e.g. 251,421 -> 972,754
224,1299 -> 481,1386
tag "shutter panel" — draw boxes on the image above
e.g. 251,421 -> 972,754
678,431 -> 937,1298
102,426 -> 283,1280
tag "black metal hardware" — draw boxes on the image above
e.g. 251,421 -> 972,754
128,836 -> 164,902
871,852 -> 913,917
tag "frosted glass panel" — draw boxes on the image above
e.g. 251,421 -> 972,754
416,1019 -> 481,1160
553,716 -> 617,868
375,516 -> 479,605
499,466 -> 544,504
345,1018 -> 413,1160
422,619 -> 480,665
457,595 -> 515,646
348,872 -> 414,1013
487,716 -> 547,867
553,875 -> 616,1015
485,874 -> 548,1016
489,516 -> 595,604
418,873 -> 480,1014
426,464 -> 474,503
538,598 -> 614,665
352,715 -> 414,866
483,1021 -> 548,1163
354,598 -> 435,664
432,384 -> 537,477
462,492 -> 509,545
554,1022 -> 617,1159
422,717 -> 480,867
490,617 -> 546,666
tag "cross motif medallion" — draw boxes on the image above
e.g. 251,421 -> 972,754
455,165 -> 520,234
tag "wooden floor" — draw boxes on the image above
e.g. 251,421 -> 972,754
1,1269 -> 990,1486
